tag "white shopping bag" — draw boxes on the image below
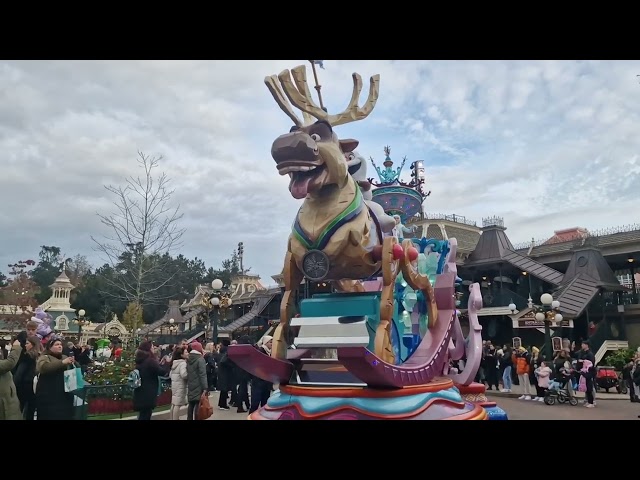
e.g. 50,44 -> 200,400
73,395 -> 86,407
64,367 -> 79,392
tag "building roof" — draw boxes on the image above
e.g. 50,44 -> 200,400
551,243 -> 629,319
219,288 -> 280,333
463,221 -> 564,286
543,227 -> 589,245
554,275 -> 600,319
465,223 -> 514,264
50,270 -> 75,289
161,300 -> 187,324
562,245 -> 627,291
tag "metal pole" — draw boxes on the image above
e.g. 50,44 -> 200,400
213,308 -> 219,343
544,309 -> 553,362
308,60 -> 325,110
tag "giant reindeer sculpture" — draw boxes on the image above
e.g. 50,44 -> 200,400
265,65 -> 434,363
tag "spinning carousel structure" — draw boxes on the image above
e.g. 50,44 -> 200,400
369,146 -> 430,224
227,61 -> 507,420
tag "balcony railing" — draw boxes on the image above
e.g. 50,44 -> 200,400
513,223 -> 640,250
458,287 -> 530,311
405,212 -> 478,227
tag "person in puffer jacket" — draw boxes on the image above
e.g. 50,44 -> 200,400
186,342 -> 208,420
169,347 -> 188,420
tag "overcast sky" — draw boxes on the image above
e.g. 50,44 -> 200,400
1,60 -> 639,285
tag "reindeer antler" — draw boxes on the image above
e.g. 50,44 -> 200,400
264,74 -> 314,127
265,65 -> 380,127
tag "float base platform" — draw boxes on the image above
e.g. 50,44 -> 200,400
248,377 -> 493,420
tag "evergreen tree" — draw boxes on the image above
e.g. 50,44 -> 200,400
85,344 -> 137,386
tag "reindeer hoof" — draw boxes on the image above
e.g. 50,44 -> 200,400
392,244 -> 404,260
407,246 -> 419,262
371,245 -> 383,262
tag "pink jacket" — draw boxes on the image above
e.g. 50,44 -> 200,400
537,366 -> 552,388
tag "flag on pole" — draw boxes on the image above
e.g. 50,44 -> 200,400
313,60 -> 325,70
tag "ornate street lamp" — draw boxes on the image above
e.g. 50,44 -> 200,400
202,278 -> 233,343
535,293 -> 562,361
75,309 -> 88,344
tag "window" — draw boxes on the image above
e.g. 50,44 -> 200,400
56,316 -> 69,330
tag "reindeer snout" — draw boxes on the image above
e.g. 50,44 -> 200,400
271,132 -> 319,164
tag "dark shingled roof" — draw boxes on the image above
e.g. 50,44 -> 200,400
465,224 -> 564,286
552,244 -> 629,319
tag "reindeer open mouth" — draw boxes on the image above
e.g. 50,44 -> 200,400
272,133 -> 328,199
280,161 -> 326,199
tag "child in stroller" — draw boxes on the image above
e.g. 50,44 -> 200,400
544,360 -> 578,406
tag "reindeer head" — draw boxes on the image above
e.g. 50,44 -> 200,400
265,65 -> 379,199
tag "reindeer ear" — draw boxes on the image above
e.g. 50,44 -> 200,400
339,139 -> 359,153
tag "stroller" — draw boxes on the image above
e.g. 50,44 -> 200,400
544,363 -> 578,406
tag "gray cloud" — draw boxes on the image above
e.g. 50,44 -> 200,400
1,60 -> 639,282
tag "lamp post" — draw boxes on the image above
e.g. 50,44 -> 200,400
204,278 -> 233,343
75,309 -> 87,344
535,293 -> 562,361
168,317 -> 176,341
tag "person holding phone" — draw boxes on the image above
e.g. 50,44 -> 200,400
35,337 -> 76,420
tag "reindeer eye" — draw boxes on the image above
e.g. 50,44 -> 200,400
310,133 -> 321,142
348,153 -> 355,161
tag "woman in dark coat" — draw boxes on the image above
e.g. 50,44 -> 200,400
216,340 -> 234,410
35,337 -> 76,420
249,335 -> 274,414
133,341 -> 166,421
14,336 -> 42,420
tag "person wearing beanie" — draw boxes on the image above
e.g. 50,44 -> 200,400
186,342 -> 208,420
132,341 -> 166,420
35,337 -> 76,420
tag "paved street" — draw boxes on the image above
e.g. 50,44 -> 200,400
491,395 -> 640,420
119,391 -> 250,420
485,383 -> 630,401
117,389 -> 640,420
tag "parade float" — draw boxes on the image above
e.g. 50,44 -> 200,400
228,61 -> 507,420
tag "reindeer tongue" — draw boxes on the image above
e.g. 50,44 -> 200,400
290,175 -> 313,199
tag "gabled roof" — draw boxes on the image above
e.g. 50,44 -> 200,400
464,224 -> 563,286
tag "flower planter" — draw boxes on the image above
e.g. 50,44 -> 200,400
84,381 -> 172,417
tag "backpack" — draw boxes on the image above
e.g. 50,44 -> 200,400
127,369 -> 142,389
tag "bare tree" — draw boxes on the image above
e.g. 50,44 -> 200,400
66,254 -> 92,288
91,152 -> 185,329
